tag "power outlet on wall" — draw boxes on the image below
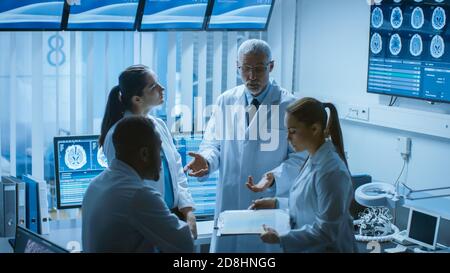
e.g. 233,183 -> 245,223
396,137 -> 411,159
346,106 -> 370,121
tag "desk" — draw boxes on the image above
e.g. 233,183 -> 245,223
0,219 -> 214,253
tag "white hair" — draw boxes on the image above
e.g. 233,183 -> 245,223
237,39 -> 272,63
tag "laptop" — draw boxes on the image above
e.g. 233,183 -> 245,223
12,226 -> 69,253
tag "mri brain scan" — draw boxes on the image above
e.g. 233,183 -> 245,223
409,34 -> 423,57
430,35 -> 445,58
64,144 -> 87,170
391,7 -> 403,29
372,7 -> 384,28
432,7 -> 446,30
411,7 -> 424,29
389,34 -> 402,56
97,146 -> 108,168
371,33 -> 383,54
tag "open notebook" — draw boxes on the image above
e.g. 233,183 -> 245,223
217,209 -> 291,236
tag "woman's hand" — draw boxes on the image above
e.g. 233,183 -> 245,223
260,224 -> 280,244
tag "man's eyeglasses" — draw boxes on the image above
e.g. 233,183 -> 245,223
238,61 -> 273,74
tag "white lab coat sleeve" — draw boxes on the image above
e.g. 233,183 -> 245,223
129,187 -> 194,253
269,147 -> 307,197
276,197 -> 289,210
159,120 -> 195,210
279,170 -> 351,253
198,95 -> 224,175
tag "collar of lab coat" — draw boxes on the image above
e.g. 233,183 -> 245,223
308,140 -> 335,167
109,158 -> 144,183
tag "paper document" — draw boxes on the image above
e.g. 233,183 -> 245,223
217,209 -> 291,236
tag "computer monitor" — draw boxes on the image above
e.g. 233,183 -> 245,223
0,0 -> 67,31
14,225 -> 69,253
367,1 -> 450,103
174,134 -> 217,220
66,0 -> 141,31
406,208 -> 441,250
139,0 -> 209,31
207,0 -> 274,31
54,135 -> 108,209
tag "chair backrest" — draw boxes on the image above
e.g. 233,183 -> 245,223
350,175 -> 372,218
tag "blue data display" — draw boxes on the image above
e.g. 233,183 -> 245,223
208,0 -> 273,30
67,0 -> 140,30
140,0 -> 209,30
367,1 -> 450,103
54,136 -> 108,209
0,0 -> 65,30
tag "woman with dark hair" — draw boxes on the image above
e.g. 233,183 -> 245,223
250,97 -> 356,253
99,65 -> 197,239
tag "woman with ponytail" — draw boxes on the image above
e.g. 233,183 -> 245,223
250,97 -> 355,253
98,65 -> 198,239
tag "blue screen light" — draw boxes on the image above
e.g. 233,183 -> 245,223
207,0 -> 273,30
0,0 -> 65,30
367,2 -> 450,103
54,135 -> 108,209
67,0 -> 140,30
140,0 -> 209,30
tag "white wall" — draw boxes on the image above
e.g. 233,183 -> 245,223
295,0 -> 450,192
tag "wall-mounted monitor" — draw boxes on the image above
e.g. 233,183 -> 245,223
207,0 -> 274,31
0,0 -> 66,31
67,0 -> 140,31
139,0 -> 209,31
367,0 -> 450,103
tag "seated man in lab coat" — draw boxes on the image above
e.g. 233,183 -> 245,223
82,116 -> 194,253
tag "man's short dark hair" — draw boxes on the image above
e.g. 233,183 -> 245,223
113,116 -> 160,160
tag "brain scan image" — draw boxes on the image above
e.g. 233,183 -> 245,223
430,35 -> 445,58
432,7 -> 446,30
391,7 -> 403,29
372,7 -> 383,28
97,146 -> 108,168
409,34 -> 423,56
371,33 -> 383,54
389,34 -> 402,55
411,7 -> 424,29
64,144 -> 87,170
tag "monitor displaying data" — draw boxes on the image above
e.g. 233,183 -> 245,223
54,135 -> 108,209
140,0 -> 209,30
174,134 -> 217,220
0,0 -> 65,30
67,0 -> 140,30
207,0 -> 274,30
367,0 -> 450,103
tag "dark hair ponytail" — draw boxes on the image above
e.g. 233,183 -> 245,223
323,103 -> 347,167
99,86 -> 125,147
286,98 -> 348,168
99,64 -> 151,147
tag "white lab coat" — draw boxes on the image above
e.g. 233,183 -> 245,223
277,141 -> 356,253
199,81 -> 307,253
103,113 -> 195,210
82,159 -> 194,253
